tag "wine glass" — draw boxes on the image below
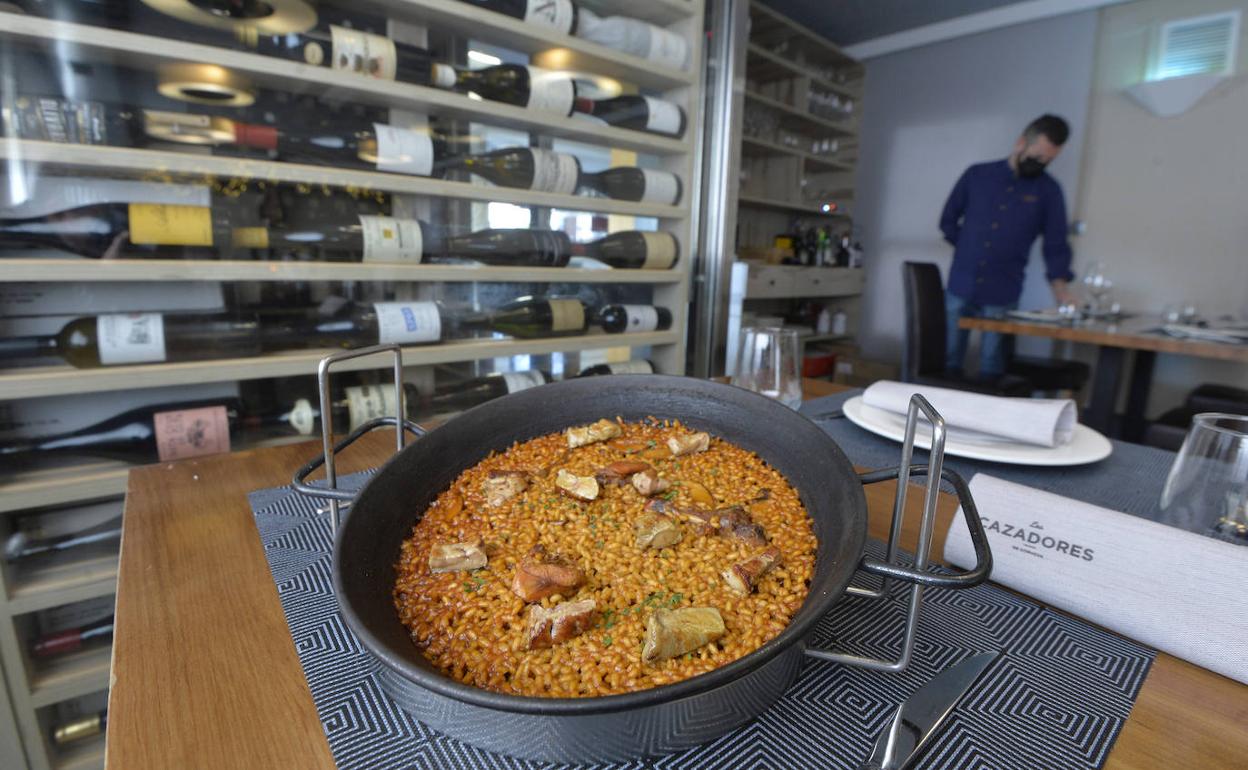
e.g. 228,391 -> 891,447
1081,261 -> 1113,315
1159,413 -> 1248,543
732,327 -> 802,410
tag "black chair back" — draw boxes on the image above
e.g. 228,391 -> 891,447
902,262 -> 947,381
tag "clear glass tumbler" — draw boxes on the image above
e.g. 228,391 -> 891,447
732,326 -> 803,409
1159,413 -> 1248,543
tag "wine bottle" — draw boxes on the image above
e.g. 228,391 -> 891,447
0,202 -> 235,259
572,231 -> 679,269
441,147 -> 581,195
227,121 -> 452,176
4,517 -> 122,562
487,296 -> 588,338
439,228 -> 572,267
574,94 -> 686,137
239,25 -> 435,85
52,711 -> 108,747
0,311 -> 262,368
0,399 -> 251,462
3,95 -> 144,146
258,300 -> 486,351
457,0 -> 577,34
574,9 -> 689,70
417,369 -> 548,416
597,304 -> 673,333
32,616 -> 114,659
577,359 -> 655,376
578,167 -> 682,204
432,63 -> 577,115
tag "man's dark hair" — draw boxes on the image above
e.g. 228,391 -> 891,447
1023,114 -> 1070,146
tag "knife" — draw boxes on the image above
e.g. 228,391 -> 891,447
859,651 -> 999,770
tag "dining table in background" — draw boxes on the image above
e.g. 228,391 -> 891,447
959,316 -> 1248,441
104,379 -> 1247,769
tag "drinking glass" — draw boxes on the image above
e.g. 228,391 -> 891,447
1159,414 -> 1248,543
732,327 -> 802,409
1082,261 -> 1113,314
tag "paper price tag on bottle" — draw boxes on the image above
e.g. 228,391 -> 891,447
640,232 -> 678,269
127,203 -> 214,246
153,406 -> 231,461
524,0 -> 576,33
528,149 -> 580,194
502,370 -> 547,393
359,215 -> 423,262
526,70 -> 576,115
373,123 -> 434,176
373,301 -> 442,344
345,385 -> 399,431
548,299 -> 585,332
639,170 -> 680,205
643,96 -> 682,135
96,313 -> 167,365
329,25 -> 397,80
619,304 -> 660,332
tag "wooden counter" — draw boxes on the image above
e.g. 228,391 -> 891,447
106,381 -> 1247,769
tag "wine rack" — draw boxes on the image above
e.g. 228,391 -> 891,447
0,0 -> 706,765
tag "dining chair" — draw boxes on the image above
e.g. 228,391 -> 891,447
1144,383 -> 1248,450
1001,334 -> 1090,395
901,261 -> 1033,397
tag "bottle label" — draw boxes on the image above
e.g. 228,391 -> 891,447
608,360 -> 654,374
502,370 -> 547,393
153,406 -> 231,462
345,385 -> 399,431
640,232 -> 678,269
528,149 -> 580,194
13,97 -> 110,144
431,64 -> 458,89
373,301 -> 442,344
619,304 -> 660,332
639,169 -> 680,205
96,313 -> 167,365
524,0 -> 576,34
373,123 -> 434,176
288,399 -> 315,435
642,96 -> 682,135
548,299 -> 585,332
329,25 -> 397,80
231,227 -> 270,249
359,216 -> 424,262
526,70 -> 576,115
646,27 -> 689,70
127,204 -> 214,246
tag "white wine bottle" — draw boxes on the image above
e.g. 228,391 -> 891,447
456,0 -> 577,34
487,296 -> 589,338
578,167 -> 682,204
441,147 -> 582,195
259,300 -> 488,352
0,312 -> 262,368
597,304 -> 673,333
240,25 -> 436,85
572,231 -> 679,270
432,63 -> 577,115
574,9 -> 689,70
574,94 -> 686,137
577,359 -> 654,376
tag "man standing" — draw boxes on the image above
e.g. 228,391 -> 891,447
939,114 -> 1076,379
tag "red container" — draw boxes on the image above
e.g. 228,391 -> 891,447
802,351 -> 837,378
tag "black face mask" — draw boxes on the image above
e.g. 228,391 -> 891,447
1017,156 -> 1047,178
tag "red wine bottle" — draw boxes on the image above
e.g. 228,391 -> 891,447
32,616 -> 114,658
572,231 -> 679,269
433,63 -> 577,115
240,25 -> 435,85
597,304 -> 673,333
228,121 -> 452,176
578,167 -> 682,204
574,94 -> 686,137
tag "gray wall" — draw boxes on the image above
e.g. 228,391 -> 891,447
854,11 -> 1100,365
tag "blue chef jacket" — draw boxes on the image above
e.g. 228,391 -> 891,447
939,159 -> 1074,305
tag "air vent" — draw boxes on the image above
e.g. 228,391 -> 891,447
1154,11 -> 1240,81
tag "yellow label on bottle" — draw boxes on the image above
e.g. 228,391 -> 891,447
231,227 -> 271,249
127,204 -> 214,246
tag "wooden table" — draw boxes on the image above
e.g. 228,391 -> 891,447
107,380 -> 1247,769
959,316 -> 1248,440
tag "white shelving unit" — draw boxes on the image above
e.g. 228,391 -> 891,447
0,0 -> 705,766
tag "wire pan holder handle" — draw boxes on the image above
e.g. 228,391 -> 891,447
290,345 -> 425,534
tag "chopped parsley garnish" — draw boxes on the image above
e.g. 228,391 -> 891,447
602,634 -> 613,647
462,575 -> 487,593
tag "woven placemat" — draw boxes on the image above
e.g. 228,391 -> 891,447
251,473 -> 1154,769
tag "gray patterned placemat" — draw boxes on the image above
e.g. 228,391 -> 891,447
250,473 -> 1155,770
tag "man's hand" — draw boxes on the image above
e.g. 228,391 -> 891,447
1050,279 -> 1076,307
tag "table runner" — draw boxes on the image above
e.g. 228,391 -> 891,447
250,473 -> 1154,770
800,390 -> 1177,522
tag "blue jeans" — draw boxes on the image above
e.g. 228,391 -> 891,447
945,293 -> 1017,379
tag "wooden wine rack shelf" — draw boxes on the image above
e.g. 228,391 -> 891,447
0,13 -> 689,156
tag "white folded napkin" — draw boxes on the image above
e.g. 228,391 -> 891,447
945,474 -> 1248,685
862,380 -> 1075,447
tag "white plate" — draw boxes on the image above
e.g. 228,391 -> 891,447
841,396 -> 1113,466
